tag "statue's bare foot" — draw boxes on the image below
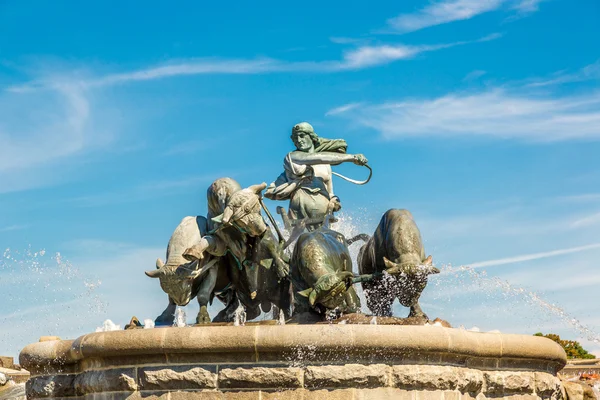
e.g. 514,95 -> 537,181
196,305 -> 211,324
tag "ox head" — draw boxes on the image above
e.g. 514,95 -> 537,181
145,257 -> 210,306
382,255 -> 439,276
212,182 -> 268,237
297,270 -> 354,310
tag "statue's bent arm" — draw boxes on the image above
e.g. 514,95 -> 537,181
203,235 -> 227,257
288,151 -> 355,166
182,235 -> 227,261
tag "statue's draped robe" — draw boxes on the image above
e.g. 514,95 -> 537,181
266,138 -> 347,220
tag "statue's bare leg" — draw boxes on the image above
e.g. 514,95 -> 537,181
155,297 -> 177,325
196,267 -> 218,324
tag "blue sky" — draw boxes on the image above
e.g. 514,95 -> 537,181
1,0 -> 600,358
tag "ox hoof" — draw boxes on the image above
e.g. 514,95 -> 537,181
408,310 -> 428,319
196,306 -> 211,325
155,315 -> 175,326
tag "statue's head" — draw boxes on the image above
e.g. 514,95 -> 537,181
207,178 -> 241,219
291,122 -> 319,152
212,183 -> 268,237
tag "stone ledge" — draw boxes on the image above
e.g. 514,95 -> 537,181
19,325 -> 567,375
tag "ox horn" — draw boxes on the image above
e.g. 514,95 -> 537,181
145,269 -> 163,278
145,258 -> 166,278
308,290 -> 318,307
422,255 -> 440,274
297,287 -> 318,307
297,288 -> 313,298
383,257 -> 402,275
248,182 -> 267,194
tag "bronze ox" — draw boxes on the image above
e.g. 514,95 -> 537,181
291,228 -> 361,315
145,215 -> 237,324
358,209 -> 439,318
146,178 -> 292,324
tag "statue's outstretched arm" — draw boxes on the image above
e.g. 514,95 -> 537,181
289,151 -> 367,166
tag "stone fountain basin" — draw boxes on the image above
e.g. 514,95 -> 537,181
20,324 -> 567,399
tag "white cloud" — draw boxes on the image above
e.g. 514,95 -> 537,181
463,70 -> 487,81
328,88 -> 600,141
388,0 -> 504,33
0,83 -> 90,172
570,212 -> 600,229
325,103 -> 363,116
90,58 -> 281,87
0,74 -> 125,194
557,193 -> 600,203
0,224 -> 28,232
66,175 -> 217,207
465,242 -> 600,268
7,34 -> 500,94
337,34 -> 504,69
387,0 -> 544,33
527,60 -> 600,87
340,45 -> 421,68
512,0 -> 544,13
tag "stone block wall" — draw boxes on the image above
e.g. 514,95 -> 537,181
19,325 -> 568,400
25,363 -> 565,400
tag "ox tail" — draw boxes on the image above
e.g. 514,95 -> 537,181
347,233 -> 370,245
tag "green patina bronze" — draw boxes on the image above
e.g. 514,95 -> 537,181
146,122 -> 439,323
265,122 -> 369,231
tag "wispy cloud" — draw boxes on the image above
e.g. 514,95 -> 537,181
557,193 -> 600,203
164,139 -> 220,156
329,37 -> 366,45
8,34 -> 500,93
466,242 -> 600,268
463,70 -> 487,82
527,60 -> 600,87
0,73 -> 125,194
388,0 -> 504,33
328,88 -> 600,141
338,34 -> 501,69
387,0 -> 544,33
67,175 -> 217,207
570,212 -> 600,229
325,103 -> 363,116
0,224 -> 29,232
92,58 -> 281,87
0,83 -> 92,172
501,257 -> 600,292
512,0 -> 545,13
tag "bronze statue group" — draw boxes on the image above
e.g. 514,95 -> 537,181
146,122 -> 439,325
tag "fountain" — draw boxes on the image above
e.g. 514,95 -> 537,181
18,122 -> 568,399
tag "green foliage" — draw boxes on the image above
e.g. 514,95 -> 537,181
534,332 -> 596,359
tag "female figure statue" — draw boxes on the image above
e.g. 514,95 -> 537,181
265,122 -> 368,231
